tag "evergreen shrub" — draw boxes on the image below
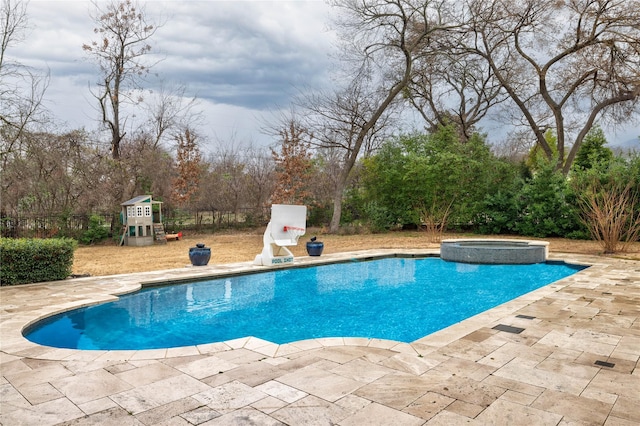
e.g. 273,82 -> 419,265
0,238 -> 77,286
79,215 -> 109,244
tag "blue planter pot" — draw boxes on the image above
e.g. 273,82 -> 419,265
189,243 -> 211,266
306,241 -> 324,256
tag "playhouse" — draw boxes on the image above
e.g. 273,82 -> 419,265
120,195 -> 165,246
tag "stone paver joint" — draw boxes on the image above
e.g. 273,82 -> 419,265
1,251 -> 638,425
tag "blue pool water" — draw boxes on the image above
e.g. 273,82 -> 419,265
24,257 -> 585,350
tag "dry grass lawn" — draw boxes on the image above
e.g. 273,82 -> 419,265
72,229 -> 640,277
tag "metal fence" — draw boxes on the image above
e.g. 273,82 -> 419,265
1,208 -> 270,239
0,214 -> 102,239
162,208 -> 270,233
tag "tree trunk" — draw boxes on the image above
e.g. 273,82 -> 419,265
329,178 -> 346,233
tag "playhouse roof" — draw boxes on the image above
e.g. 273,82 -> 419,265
121,195 -> 162,206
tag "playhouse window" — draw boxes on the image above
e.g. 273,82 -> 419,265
138,225 -> 144,236
144,205 -> 151,217
136,206 -> 143,217
127,206 -> 134,217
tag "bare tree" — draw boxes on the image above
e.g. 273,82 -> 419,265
202,141 -> 250,220
303,0 -> 455,232
82,0 -> 159,160
113,134 -> 174,202
490,129 -> 533,162
243,145 -> 274,215
465,0 -> 640,174
0,0 -> 48,168
406,50 -> 506,142
310,147 -> 345,211
303,78 -> 395,232
142,82 -> 201,149
0,129 -> 108,218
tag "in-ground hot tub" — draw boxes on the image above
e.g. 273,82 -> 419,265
440,239 -> 549,264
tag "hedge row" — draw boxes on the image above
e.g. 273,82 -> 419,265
0,238 -> 77,286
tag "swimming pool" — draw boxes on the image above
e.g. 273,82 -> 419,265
24,257 -> 585,350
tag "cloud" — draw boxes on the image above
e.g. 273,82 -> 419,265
15,1 -> 637,151
12,0 -> 335,147
149,2 -> 334,109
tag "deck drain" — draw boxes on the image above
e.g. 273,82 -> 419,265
492,324 -> 525,334
594,360 -> 615,368
516,315 -> 536,320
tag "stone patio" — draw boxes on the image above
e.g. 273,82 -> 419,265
1,250 -> 639,425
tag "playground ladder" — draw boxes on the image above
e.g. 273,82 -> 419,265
153,223 -> 167,244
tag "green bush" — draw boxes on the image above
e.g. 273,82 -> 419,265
475,189 -> 520,235
0,238 -> 77,286
308,203 -> 333,227
79,214 -> 109,245
364,202 -> 397,233
513,163 -> 585,238
361,127 -> 520,231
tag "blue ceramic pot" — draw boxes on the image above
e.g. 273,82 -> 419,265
306,241 -> 324,256
189,243 -> 211,266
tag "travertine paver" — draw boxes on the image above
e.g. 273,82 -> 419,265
255,380 -> 307,403
0,396 -> 85,426
531,389 -> 612,425
110,374 -> 210,415
135,396 -> 203,425
174,355 -> 238,380
1,250 -> 639,425
340,401 -> 424,426
475,398 -> 563,425
277,364 -> 364,402
193,380 -> 268,413
51,368 -> 132,405
268,395 -> 353,425
114,361 -> 182,387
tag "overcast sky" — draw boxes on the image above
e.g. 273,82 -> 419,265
10,0 -> 640,153
15,0 -> 336,151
